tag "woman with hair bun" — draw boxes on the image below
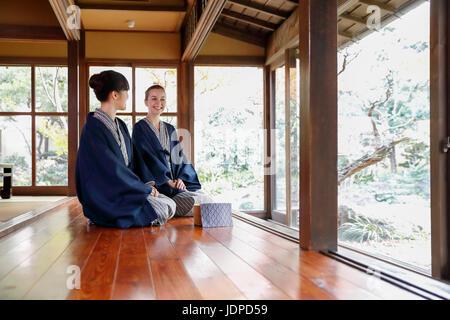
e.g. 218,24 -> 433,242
75,70 -> 176,228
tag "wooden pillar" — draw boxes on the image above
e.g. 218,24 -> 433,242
430,0 -> 449,280
78,30 -> 87,137
67,40 -> 79,196
179,62 -> 195,164
299,0 -> 338,251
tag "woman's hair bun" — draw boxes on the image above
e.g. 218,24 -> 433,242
89,73 -> 104,92
89,70 -> 129,102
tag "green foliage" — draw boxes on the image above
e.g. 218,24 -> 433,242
338,155 -> 350,172
339,214 -> 398,243
374,192 -> 398,204
0,66 -> 31,112
37,118 -> 68,156
393,166 -> 430,199
197,167 -> 263,195
239,202 -> 254,210
36,152 -> 68,186
353,170 -> 375,185
35,67 -> 68,112
339,211 -> 430,243
1,153 -> 31,186
399,142 -> 429,169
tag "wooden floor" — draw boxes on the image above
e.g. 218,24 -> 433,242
0,198 -> 424,300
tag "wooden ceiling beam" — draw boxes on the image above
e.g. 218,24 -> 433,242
0,24 -> 66,41
228,0 -> 291,20
74,3 -> 186,12
181,0 -> 195,29
181,0 -> 227,62
265,8 -> 298,65
221,9 -> 277,31
338,30 -> 354,39
213,23 -> 266,47
340,13 -> 367,26
337,0 -> 360,15
359,0 -> 396,13
49,0 -> 80,40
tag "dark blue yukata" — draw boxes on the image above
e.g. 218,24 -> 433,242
75,111 -> 175,228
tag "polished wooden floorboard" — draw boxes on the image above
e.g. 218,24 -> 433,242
0,198 -> 423,300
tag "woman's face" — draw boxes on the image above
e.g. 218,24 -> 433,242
113,90 -> 128,111
145,89 -> 166,116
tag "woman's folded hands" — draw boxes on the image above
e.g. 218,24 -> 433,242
166,179 -> 186,190
150,186 -> 159,197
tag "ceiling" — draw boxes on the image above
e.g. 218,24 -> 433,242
0,0 -> 60,27
214,0 -> 298,47
75,0 -> 187,32
337,0 -> 424,48
80,9 -> 183,31
0,0 -> 426,49
211,0 -> 426,48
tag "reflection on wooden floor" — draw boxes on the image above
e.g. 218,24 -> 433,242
0,198 -> 422,300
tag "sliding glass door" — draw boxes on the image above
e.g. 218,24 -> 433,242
271,48 -> 300,229
337,2 -> 431,274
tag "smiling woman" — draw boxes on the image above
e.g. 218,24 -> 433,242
136,67 -> 177,113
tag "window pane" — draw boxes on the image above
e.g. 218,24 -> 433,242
135,68 -> 177,113
274,66 -> 286,213
290,56 -> 300,228
89,66 -> 132,112
161,116 -> 177,128
135,115 -> 145,123
195,67 -> 264,211
36,116 -> 68,186
116,115 -> 132,134
0,116 -> 32,186
0,66 -> 31,112
338,3 -> 431,273
36,66 -> 68,112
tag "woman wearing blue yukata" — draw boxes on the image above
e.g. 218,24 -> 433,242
75,71 -> 176,228
132,84 -> 213,217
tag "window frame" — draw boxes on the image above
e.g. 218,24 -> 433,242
85,60 -> 180,130
0,59 -> 69,195
269,48 -> 300,229
192,63 -> 267,215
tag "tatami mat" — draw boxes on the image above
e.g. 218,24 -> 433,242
0,196 -> 66,222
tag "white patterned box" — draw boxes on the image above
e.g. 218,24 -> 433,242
200,203 -> 233,228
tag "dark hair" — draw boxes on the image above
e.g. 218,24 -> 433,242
89,70 -> 129,102
144,84 -> 165,101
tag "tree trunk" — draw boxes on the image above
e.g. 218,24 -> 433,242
389,144 -> 397,173
37,131 -> 43,155
338,138 -> 409,185
44,137 -> 49,154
